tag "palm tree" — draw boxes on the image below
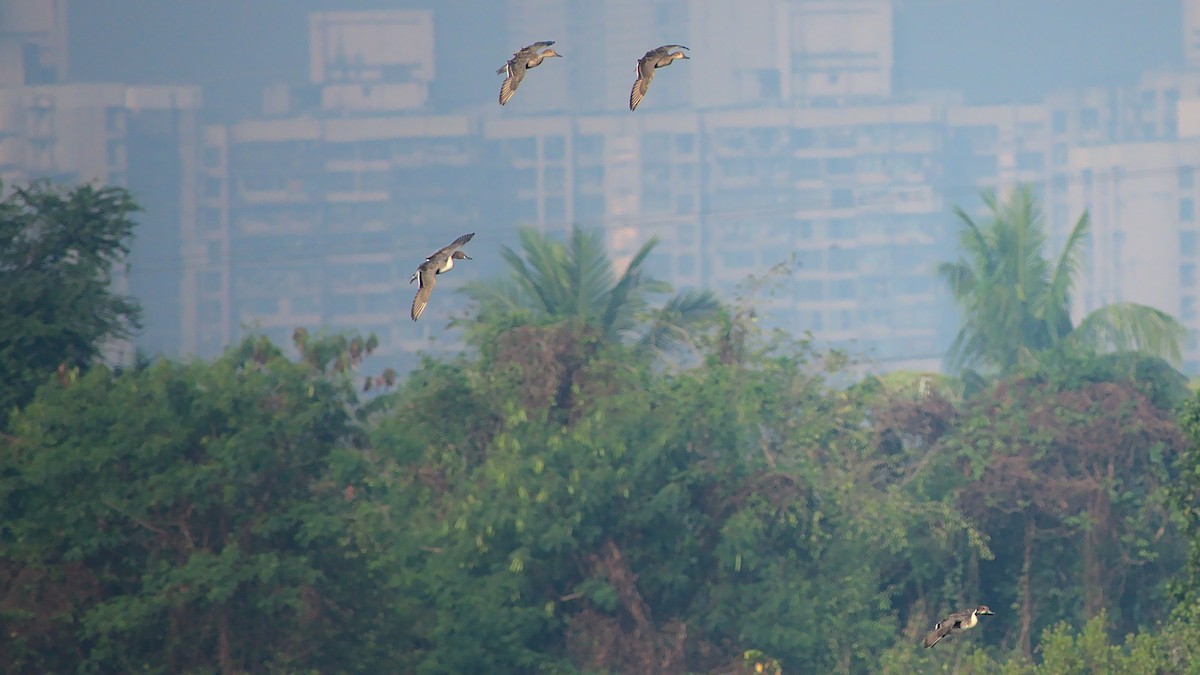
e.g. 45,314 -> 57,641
461,225 -> 720,357
939,186 -> 1184,374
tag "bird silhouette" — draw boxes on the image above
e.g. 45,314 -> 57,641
410,233 -> 475,321
630,45 -> 689,111
923,605 -> 995,648
498,41 -> 563,105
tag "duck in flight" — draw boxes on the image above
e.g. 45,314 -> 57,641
498,41 -> 563,105
630,45 -> 689,111
410,233 -> 475,321
923,605 -> 995,648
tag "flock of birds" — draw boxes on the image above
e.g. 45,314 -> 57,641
498,41 -> 690,111
408,42 -> 692,322
409,43 -> 996,651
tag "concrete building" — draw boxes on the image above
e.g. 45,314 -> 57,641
0,0 -> 202,359
186,1 -> 1066,373
0,0 -> 67,87
185,10 -> 497,365
8,0 -> 1196,376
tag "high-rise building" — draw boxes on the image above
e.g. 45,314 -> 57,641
185,10 -> 499,366
0,0 -> 68,87
0,0 -> 202,360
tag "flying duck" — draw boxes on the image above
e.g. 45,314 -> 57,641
410,233 -> 475,321
629,45 -> 689,111
923,605 -> 995,648
497,41 -> 563,105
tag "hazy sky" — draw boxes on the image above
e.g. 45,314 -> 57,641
68,0 -> 1182,119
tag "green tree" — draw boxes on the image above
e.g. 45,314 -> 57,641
461,225 -> 720,357
1174,389 -> 1200,606
0,334 -> 408,673
910,360 -> 1185,657
0,181 -> 142,428
368,306 -> 976,674
938,186 -> 1183,374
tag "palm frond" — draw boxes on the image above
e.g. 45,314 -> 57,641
936,260 -> 977,302
603,236 -> 660,338
636,289 -> 722,357
1038,209 -> 1091,341
1070,303 -> 1186,365
567,226 -> 617,322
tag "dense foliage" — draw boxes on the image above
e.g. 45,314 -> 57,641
3,320 -> 1197,673
4,185 -> 1200,673
0,181 -> 142,428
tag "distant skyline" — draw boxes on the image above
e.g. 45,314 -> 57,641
67,0 -> 1181,120
5,0 -> 1191,371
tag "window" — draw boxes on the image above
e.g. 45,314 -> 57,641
757,68 -> 781,99
576,194 -> 604,217
204,146 -> 222,168
1052,144 -> 1068,166
199,207 -> 222,233
795,279 -> 822,297
513,198 -> 537,223
544,197 -> 566,224
1183,231 -> 1198,256
829,247 -> 855,272
503,137 -> 536,162
643,190 -> 670,214
828,218 -> 855,239
795,248 -> 822,269
831,279 -> 855,299
793,157 -> 821,179
1052,110 -> 1067,134
543,135 -> 565,160
1181,198 -> 1195,222
831,188 -> 853,209
576,134 -> 604,158
643,132 -> 670,156
1183,263 -> 1197,287
1016,151 -> 1044,171
827,157 -> 854,175
1182,165 -> 1196,190
1081,107 -> 1100,131
1183,296 -> 1197,321
544,166 -> 566,192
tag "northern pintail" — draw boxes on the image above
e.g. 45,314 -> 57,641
629,45 -> 689,111
410,233 -> 475,321
923,605 -> 995,648
498,41 -> 563,105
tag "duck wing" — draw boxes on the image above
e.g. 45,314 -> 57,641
436,232 -> 474,256
411,265 -> 437,321
499,64 -> 528,105
630,56 -> 657,111
922,611 -> 968,648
